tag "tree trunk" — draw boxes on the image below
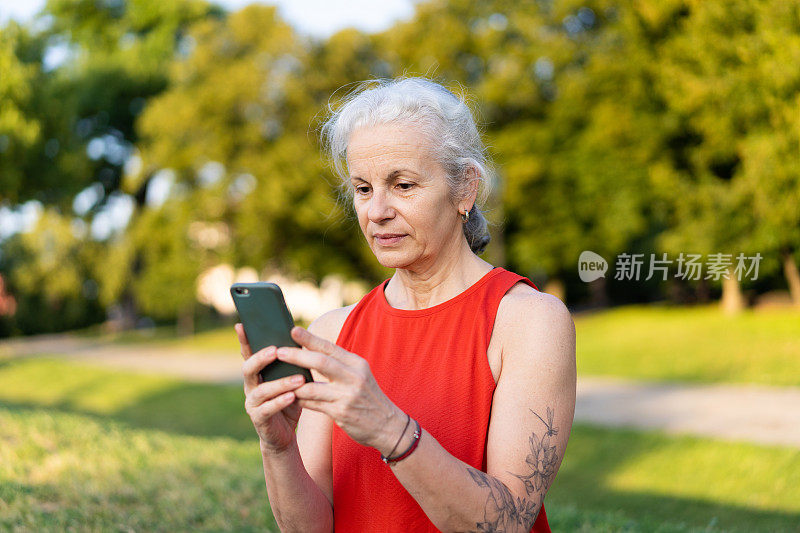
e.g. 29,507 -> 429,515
695,278 -> 711,303
177,306 -> 195,336
485,197 -> 506,267
543,278 -> 566,301
720,266 -> 745,314
588,275 -> 609,308
782,248 -> 800,307
117,293 -> 138,331
667,276 -> 690,304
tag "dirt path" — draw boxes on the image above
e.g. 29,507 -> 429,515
575,376 -> 800,448
3,334 -> 799,448
0,333 -> 239,382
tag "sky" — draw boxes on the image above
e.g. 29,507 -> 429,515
0,0 -> 417,39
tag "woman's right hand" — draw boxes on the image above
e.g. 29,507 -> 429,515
236,323 -> 305,453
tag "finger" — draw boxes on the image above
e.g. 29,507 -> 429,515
292,381 -> 336,403
250,390 -> 298,419
291,326 -> 339,355
291,326 -> 355,364
242,346 -> 278,391
276,346 -> 347,381
235,323 -> 253,360
295,397 -> 334,417
247,373 -> 308,407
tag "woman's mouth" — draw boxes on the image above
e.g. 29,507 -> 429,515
374,233 -> 406,246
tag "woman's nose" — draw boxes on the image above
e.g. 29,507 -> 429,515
367,189 -> 394,222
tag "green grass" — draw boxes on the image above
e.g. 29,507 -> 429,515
0,407 -> 272,532
69,323 -> 243,353
1,357 -> 799,531
546,425 -> 800,532
70,318 -> 310,354
0,357 -> 271,531
155,325 -> 248,353
0,357 -> 253,439
52,303 -> 800,386
575,304 -> 800,386
67,302 -> 800,386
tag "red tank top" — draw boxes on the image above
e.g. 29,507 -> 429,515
331,266 -> 551,532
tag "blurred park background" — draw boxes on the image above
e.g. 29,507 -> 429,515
1,0 -> 799,531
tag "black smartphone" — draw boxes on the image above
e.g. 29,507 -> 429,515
230,282 -> 314,384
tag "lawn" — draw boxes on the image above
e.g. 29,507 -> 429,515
574,304 -> 800,386
71,303 -> 800,386
1,357 -> 798,531
71,322 -> 245,354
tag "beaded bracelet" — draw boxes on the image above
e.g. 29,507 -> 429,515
381,418 -> 421,465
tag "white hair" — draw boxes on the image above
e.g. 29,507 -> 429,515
319,76 -> 496,254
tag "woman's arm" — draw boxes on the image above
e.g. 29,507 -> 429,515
276,290 -> 576,533
248,308 -> 352,533
378,289 -> 576,532
259,438 -> 333,533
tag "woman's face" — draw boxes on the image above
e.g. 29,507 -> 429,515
346,122 -> 464,270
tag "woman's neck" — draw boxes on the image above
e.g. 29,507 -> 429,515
386,240 -> 494,310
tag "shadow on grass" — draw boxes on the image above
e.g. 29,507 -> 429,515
4,399 -> 799,531
546,496 -> 800,533
0,456 -> 277,532
4,403 -> 797,532
2,356 -> 799,531
546,424 -> 800,532
546,486 -> 800,532
0,355 -> 256,440
114,381 -> 255,440
0,383 -> 256,441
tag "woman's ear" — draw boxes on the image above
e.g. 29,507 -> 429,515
460,166 -> 480,212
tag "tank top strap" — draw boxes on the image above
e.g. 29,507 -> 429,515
477,267 -> 540,352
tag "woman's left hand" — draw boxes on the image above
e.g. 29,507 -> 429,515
276,325 -> 402,452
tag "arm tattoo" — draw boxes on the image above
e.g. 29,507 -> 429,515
465,468 -> 538,533
465,407 -> 560,532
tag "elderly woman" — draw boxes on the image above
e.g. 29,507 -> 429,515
235,77 -> 576,533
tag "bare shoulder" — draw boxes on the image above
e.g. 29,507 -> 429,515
498,281 -> 574,327
307,303 -> 358,344
496,281 -> 576,369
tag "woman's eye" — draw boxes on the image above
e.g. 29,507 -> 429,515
355,186 -> 370,194
397,183 -> 414,190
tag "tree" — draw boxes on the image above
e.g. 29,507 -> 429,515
0,0 -> 223,334
135,5 -> 392,290
375,0 -> 680,304
0,209 -> 104,333
654,0 -> 800,309
0,22 -> 45,202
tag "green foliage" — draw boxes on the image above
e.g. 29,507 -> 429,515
2,0 -> 800,334
0,23 -> 44,203
135,5 -> 389,283
653,1 -> 800,269
128,203 -> 204,319
0,0 -> 218,208
0,209 -> 104,333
